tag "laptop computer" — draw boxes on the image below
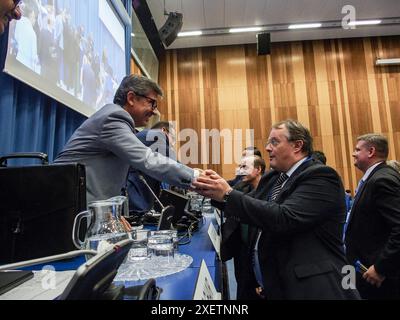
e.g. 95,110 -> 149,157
0,270 -> 34,295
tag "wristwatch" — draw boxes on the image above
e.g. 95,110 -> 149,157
223,188 -> 233,203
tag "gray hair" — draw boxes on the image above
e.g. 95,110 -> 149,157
113,74 -> 163,106
272,119 -> 313,156
357,134 -> 389,159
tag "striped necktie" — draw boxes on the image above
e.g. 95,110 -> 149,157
269,173 -> 289,201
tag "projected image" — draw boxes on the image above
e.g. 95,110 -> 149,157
6,0 -> 127,115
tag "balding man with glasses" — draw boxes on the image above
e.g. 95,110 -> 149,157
56,75 -> 201,203
194,119 -> 360,300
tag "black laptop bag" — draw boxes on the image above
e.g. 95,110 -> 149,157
0,153 -> 86,263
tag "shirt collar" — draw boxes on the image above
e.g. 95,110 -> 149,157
361,161 -> 384,182
285,156 -> 309,178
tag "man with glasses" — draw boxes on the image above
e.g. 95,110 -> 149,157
193,119 -> 360,299
56,75 -> 201,203
0,0 -> 22,35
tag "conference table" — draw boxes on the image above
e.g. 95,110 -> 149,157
13,213 -> 225,300
116,213 -> 222,300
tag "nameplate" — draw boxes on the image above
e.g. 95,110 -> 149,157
193,260 -> 221,300
207,223 -> 221,259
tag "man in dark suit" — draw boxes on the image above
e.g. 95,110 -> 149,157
193,119 -> 360,299
220,155 -> 266,300
345,134 -> 400,299
126,121 -> 176,215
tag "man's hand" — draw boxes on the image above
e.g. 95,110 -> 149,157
255,287 -> 265,299
193,168 -> 205,176
191,169 -> 231,201
363,265 -> 386,288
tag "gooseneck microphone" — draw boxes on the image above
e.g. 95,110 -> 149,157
138,173 -> 165,210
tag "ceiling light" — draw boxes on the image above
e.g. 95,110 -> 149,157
376,58 -> 400,66
229,27 -> 262,33
178,31 -> 203,37
288,23 -> 322,29
348,20 -> 382,26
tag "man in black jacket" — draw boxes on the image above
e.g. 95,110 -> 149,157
345,133 -> 400,299
193,119 -> 360,299
220,155 -> 266,300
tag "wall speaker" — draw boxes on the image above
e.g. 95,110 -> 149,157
159,12 -> 183,47
257,32 -> 271,55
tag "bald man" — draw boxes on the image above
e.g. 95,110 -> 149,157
0,0 -> 21,35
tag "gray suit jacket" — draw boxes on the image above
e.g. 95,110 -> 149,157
55,104 -> 194,203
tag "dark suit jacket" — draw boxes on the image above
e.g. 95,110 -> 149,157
127,129 -> 174,214
224,158 -> 360,299
345,163 -> 400,298
219,181 -> 260,299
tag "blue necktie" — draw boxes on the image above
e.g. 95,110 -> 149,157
253,173 -> 289,288
343,179 -> 365,248
354,179 -> 365,201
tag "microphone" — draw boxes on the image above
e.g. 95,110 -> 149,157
138,173 -> 178,230
138,173 -> 165,211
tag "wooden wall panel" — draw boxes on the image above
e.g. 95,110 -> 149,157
157,36 -> 400,190
130,57 -> 143,75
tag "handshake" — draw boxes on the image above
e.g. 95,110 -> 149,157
191,169 -> 233,202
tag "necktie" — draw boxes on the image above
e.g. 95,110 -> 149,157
252,172 -> 289,288
343,179 -> 365,248
354,179 -> 365,200
269,173 -> 289,201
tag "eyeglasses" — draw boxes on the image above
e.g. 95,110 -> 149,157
134,92 -> 158,110
265,138 -> 281,147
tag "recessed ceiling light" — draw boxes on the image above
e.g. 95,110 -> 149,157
375,58 -> 400,66
288,23 -> 322,29
178,31 -> 203,37
229,27 -> 262,33
348,20 -> 382,26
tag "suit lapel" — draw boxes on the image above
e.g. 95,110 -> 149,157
347,162 -> 385,226
275,158 -> 315,202
254,171 -> 279,199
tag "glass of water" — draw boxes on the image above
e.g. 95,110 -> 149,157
147,234 -> 174,260
150,230 -> 179,253
128,229 -> 149,261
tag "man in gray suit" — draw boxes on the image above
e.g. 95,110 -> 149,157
55,75 -> 199,203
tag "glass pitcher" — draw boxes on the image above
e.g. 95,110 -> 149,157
107,196 -> 129,218
72,200 -> 129,251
